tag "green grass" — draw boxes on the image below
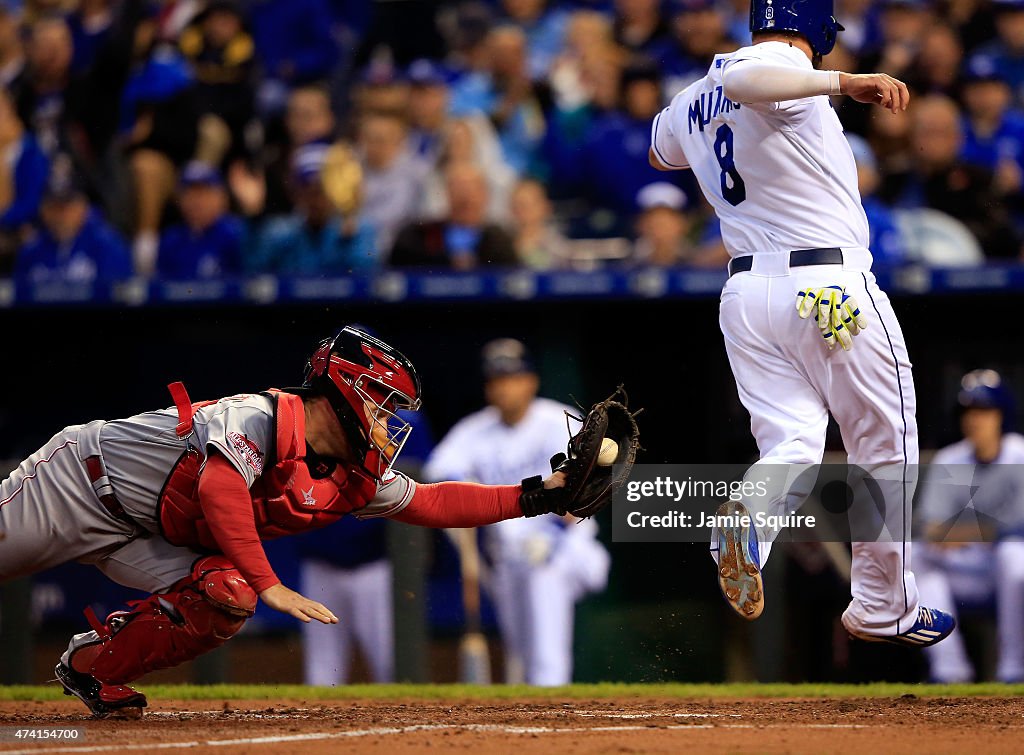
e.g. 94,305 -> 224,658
2,682 -> 1024,702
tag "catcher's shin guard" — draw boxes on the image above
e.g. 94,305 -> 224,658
63,556 -> 257,686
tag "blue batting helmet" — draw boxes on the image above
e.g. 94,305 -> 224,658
749,0 -> 844,58
959,369 -> 1015,430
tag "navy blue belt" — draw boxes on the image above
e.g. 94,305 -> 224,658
728,248 -> 844,277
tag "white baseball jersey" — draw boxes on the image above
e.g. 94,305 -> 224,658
424,397 -> 610,685
653,42 -> 923,637
651,41 -> 870,257
915,434 -> 1024,682
918,433 -> 1024,531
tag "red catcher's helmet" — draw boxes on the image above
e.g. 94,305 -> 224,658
303,326 -> 422,480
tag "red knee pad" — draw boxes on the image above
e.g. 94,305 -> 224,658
73,556 -> 257,685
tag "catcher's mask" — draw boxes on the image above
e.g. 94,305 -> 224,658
303,326 -> 422,479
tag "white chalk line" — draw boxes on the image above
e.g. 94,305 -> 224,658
0,721 -> 883,755
572,710 -> 743,719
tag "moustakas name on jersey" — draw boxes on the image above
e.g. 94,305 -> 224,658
652,42 -> 870,258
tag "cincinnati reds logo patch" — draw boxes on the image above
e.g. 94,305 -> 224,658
227,432 -> 264,475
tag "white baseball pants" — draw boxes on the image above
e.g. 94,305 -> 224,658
300,558 -> 394,685
917,540 -> 1024,682
717,250 -> 920,636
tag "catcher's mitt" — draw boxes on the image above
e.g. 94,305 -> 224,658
519,386 -> 641,519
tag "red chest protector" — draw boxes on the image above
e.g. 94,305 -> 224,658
158,383 -> 379,551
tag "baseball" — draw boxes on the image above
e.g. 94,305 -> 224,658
597,437 -> 619,466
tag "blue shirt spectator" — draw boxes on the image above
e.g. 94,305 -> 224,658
978,1 -> 1024,108
16,182 -> 131,284
652,0 -> 738,103
862,197 -> 906,267
846,133 -> 907,266
959,55 -> 1024,176
578,62 -> 693,235
293,515 -> 388,570
449,26 -> 546,175
249,143 -> 378,274
0,90 -> 48,233
251,215 -> 376,275
157,162 -> 244,280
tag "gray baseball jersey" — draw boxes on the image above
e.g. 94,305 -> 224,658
100,392 -> 416,531
0,392 -> 415,594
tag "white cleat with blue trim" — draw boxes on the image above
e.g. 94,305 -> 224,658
847,606 -> 956,648
715,500 -> 764,620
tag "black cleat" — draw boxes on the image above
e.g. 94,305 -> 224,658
55,662 -> 147,719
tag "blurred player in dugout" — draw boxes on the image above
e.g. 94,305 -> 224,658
916,370 -> 1024,683
424,339 -> 610,685
294,341 -> 435,686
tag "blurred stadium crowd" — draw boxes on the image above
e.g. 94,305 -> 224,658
2,0 -> 1024,284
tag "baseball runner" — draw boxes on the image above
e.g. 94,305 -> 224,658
649,0 -> 955,645
0,326 -> 629,717
916,370 -> 1024,682
423,339 -> 611,686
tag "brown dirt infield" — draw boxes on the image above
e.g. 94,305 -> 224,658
0,696 -> 1022,754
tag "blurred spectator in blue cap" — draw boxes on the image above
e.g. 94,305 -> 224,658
0,87 -> 48,274
959,53 -> 1024,201
15,161 -> 131,284
156,161 -> 243,280
248,0 -> 338,117
357,110 -> 428,254
178,0 -> 256,168
390,161 -> 516,269
249,142 -> 377,274
500,0 -> 570,81
655,0 -> 738,103
845,133 -> 906,267
613,0 -> 670,56
631,181 -> 693,266
351,59 -> 410,118
406,58 -> 451,164
980,0 -> 1024,108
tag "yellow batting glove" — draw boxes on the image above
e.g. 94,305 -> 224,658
796,285 -> 868,351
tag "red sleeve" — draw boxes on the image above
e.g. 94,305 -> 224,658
197,451 -> 280,593
391,481 -> 523,528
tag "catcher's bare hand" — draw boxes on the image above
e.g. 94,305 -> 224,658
840,73 -> 910,113
259,583 -> 338,624
544,471 -> 566,489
